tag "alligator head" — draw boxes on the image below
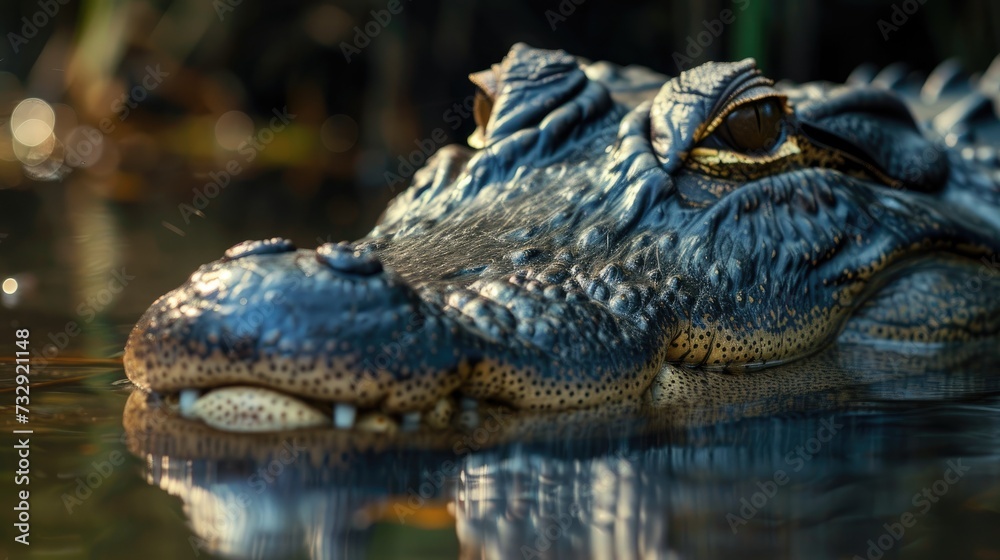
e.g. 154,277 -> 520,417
124,44 -> 1000,431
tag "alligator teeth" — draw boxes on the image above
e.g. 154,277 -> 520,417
333,403 -> 357,429
179,389 -> 200,418
401,412 -> 422,431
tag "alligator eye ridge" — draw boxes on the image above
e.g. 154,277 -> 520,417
711,98 -> 786,155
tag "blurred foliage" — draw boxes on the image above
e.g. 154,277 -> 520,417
0,0 -> 996,227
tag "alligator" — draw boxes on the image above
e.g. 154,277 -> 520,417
124,44 -> 1000,432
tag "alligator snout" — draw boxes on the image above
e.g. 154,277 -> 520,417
126,232 -> 665,431
125,238 -> 483,431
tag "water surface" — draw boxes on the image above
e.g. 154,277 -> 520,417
3,338 -> 999,559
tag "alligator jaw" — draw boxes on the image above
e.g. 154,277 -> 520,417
162,385 -> 465,433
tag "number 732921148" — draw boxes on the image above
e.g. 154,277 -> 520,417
15,329 -> 30,424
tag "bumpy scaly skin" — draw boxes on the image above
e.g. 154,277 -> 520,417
125,44 -> 1000,431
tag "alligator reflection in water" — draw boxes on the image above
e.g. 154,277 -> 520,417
123,342 -> 1000,559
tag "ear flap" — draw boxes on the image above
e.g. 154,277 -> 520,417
463,44 -> 588,149
469,65 -> 501,99
467,64 -> 501,149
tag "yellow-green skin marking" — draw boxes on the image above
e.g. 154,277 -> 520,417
125,44 -> 1000,431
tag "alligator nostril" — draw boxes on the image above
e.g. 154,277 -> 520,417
316,242 -> 384,276
223,237 -> 296,260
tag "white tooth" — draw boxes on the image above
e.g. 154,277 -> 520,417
401,412 -> 421,431
179,389 -> 200,418
334,403 -> 357,429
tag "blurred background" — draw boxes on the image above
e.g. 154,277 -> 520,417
0,0 -> 998,352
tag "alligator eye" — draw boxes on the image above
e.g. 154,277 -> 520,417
473,89 -> 493,130
713,98 -> 786,155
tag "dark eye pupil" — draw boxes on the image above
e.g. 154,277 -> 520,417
720,99 -> 784,154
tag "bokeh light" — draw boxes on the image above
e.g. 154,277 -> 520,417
11,97 -> 57,168
214,110 -> 255,150
0,274 -> 34,309
11,98 -> 55,132
1,278 -> 17,295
